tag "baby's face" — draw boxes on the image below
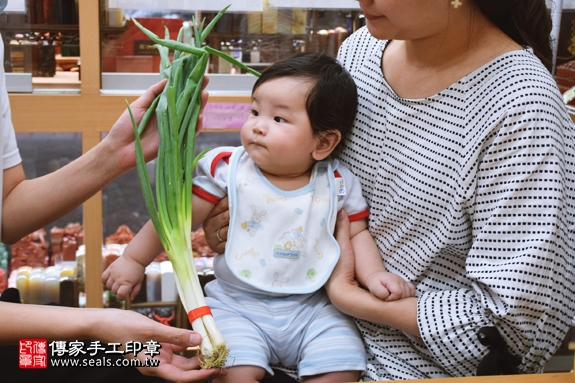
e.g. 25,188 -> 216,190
241,77 -> 319,177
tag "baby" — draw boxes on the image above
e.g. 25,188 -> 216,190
103,52 -> 415,382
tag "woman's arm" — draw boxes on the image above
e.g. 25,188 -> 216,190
325,210 -> 420,337
0,301 -> 226,382
1,80 -> 167,244
2,78 -> 209,244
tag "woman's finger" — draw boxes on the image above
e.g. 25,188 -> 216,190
131,79 -> 168,110
197,77 -> 210,134
203,197 -> 230,251
209,196 -> 230,218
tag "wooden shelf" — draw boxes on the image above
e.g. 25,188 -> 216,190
0,23 -> 80,32
0,23 -> 125,32
128,301 -> 178,308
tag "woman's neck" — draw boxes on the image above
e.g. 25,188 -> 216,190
383,12 -> 520,99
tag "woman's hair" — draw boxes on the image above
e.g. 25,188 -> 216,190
475,0 -> 553,71
253,52 -> 358,154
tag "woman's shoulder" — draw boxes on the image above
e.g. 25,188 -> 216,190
460,48 -> 565,112
465,48 -> 557,91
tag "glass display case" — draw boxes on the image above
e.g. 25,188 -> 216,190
1,1 -> 363,94
17,132 -> 83,233
99,1 -> 363,94
1,0 -> 80,93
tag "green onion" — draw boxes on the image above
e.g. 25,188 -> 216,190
126,5 -> 261,368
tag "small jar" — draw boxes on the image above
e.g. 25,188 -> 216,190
28,267 -> 46,305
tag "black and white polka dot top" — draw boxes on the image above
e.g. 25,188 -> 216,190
337,26 -> 575,379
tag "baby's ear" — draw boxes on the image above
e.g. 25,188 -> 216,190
312,130 -> 341,161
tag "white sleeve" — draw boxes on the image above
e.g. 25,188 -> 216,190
0,36 -> 21,171
192,146 -> 236,201
334,162 -> 369,219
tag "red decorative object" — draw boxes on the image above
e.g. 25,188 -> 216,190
9,229 -> 50,271
0,269 -> 7,294
151,308 -> 175,326
555,60 -> 575,106
50,223 -> 83,263
105,225 -> 136,245
101,18 -> 184,73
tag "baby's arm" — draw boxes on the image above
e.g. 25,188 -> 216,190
191,194 -> 217,230
349,219 -> 415,301
102,195 -> 216,300
101,220 -> 163,301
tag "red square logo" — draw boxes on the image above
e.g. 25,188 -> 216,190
19,339 -> 47,369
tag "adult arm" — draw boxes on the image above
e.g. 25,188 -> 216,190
0,302 -> 226,382
1,78 -> 209,244
325,210 -> 420,337
1,80 -> 166,244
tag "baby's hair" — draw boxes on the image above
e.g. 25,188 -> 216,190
252,52 -> 358,154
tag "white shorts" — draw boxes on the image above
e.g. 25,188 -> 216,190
204,279 -> 367,379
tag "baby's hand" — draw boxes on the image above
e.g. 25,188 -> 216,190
365,271 -> 415,301
101,256 -> 146,301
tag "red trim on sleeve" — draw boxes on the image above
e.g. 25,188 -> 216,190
192,185 -> 221,205
210,151 -> 232,177
348,209 -> 369,222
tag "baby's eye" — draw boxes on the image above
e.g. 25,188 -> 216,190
251,109 -> 259,116
274,116 -> 286,123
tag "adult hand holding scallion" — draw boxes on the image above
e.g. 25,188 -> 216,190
125,5 -> 260,369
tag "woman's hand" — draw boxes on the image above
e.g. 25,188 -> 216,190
0,301 -> 226,383
101,79 -> 166,174
202,196 -> 230,253
101,77 -> 210,175
326,210 -> 421,337
96,308 -> 226,383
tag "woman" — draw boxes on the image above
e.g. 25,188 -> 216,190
328,0 -> 574,379
204,0 -> 575,380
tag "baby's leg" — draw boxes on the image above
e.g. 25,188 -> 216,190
302,370 -> 361,383
213,365 -> 267,383
296,297 -> 366,380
